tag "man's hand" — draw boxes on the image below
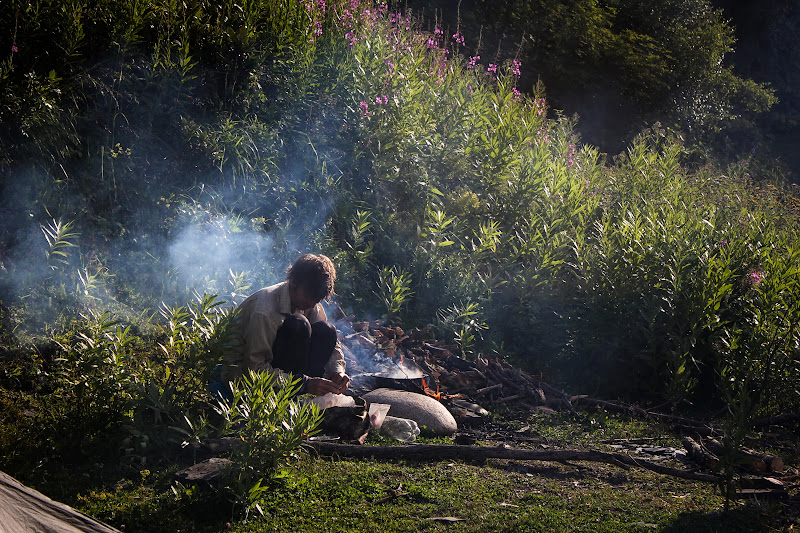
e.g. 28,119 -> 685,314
330,372 -> 350,394
305,377 -> 345,396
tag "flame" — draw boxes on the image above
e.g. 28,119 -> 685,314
420,377 -> 441,401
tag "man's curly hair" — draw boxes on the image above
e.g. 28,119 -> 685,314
286,254 -> 336,302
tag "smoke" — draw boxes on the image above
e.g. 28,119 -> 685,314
166,216 -> 280,299
340,338 -> 425,379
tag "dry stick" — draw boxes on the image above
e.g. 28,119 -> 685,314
307,442 -> 720,483
494,393 -> 526,404
475,383 -> 503,396
518,375 -> 578,414
486,368 -> 521,393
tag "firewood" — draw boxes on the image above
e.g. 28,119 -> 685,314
734,489 -> 789,500
703,437 -> 785,473
530,387 -> 547,404
475,383 -> 503,396
681,436 -> 719,469
345,332 -> 377,350
494,393 -> 526,404
486,368 -> 522,392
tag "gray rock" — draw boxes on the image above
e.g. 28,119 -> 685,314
363,388 -> 458,436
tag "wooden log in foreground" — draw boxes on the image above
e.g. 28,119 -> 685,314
681,436 -> 719,469
702,437 -> 785,473
306,442 -> 720,483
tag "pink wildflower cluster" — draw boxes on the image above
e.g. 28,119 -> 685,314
566,143 -> 576,168
11,45 -> 18,53
359,101 -> 370,116
535,125 -> 550,146
510,59 -> 522,77
302,0 -> 327,41
468,55 -> 480,69
487,63 -> 497,80
452,32 -> 465,46
339,0 -> 390,46
748,270 -> 764,286
375,94 -> 389,105
534,97 -> 546,116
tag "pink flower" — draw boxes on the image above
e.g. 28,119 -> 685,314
11,45 -> 17,53
468,55 -> 479,69
359,101 -> 370,116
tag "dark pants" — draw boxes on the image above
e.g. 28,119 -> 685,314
271,313 -> 337,378
210,314 -> 337,403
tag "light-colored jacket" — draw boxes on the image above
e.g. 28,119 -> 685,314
221,281 -> 346,382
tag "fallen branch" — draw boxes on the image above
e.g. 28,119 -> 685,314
306,442 -> 720,483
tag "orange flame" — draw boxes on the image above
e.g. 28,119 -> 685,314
420,377 -> 441,401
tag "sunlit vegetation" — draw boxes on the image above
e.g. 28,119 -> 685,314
0,0 -> 798,528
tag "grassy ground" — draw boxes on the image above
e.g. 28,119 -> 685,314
23,409 -> 797,533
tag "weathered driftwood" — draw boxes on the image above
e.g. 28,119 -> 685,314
306,442 -> 720,482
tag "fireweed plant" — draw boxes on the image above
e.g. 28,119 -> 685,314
0,0 -> 799,520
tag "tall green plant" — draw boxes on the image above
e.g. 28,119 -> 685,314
377,266 -> 413,322
138,293 -> 237,424
214,370 -> 322,518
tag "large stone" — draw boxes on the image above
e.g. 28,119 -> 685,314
363,388 -> 458,436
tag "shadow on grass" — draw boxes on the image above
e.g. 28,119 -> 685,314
659,507 -> 780,533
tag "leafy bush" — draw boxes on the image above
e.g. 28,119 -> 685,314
214,370 -> 322,518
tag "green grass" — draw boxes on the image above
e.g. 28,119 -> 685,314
9,411 -> 791,533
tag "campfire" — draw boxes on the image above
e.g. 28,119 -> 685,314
329,304 -> 573,421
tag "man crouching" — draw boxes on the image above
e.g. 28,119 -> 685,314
220,253 -> 350,396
